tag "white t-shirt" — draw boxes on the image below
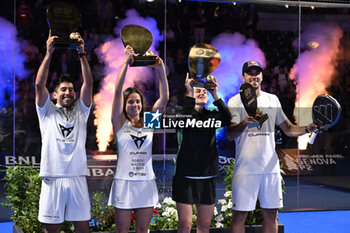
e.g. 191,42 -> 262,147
114,121 -> 155,181
36,97 -> 91,177
227,91 -> 288,175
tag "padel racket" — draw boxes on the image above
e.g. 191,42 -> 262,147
309,94 -> 341,144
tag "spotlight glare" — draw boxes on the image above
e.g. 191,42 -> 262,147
285,4 -> 289,8
232,1 -> 236,5
311,6 -> 315,9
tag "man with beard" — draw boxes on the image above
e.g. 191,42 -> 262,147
35,30 -> 93,233
227,61 -> 316,233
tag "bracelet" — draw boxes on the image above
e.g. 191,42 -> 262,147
305,126 -> 310,133
78,52 -> 86,57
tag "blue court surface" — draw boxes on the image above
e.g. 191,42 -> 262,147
278,210 -> 350,233
1,210 -> 350,233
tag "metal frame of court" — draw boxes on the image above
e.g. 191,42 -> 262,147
192,0 -> 350,8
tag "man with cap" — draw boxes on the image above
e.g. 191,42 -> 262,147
226,61 -> 316,233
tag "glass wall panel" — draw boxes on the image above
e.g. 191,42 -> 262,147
297,3 -> 350,210
0,0 -> 16,221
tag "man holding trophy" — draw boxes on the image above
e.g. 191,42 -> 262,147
227,61 -> 317,233
35,3 -> 93,232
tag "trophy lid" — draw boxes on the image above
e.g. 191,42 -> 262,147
47,2 -> 81,36
121,25 -> 153,55
188,43 -> 221,80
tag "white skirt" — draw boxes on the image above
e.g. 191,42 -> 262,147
108,179 -> 159,209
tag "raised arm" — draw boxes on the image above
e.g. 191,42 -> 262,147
207,76 -> 232,126
152,57 -> 169,111
76,33 -> 93,107
111,45 -> 134,134
35,30 -> 57,107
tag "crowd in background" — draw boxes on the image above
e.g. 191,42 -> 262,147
1,0 -> 349,153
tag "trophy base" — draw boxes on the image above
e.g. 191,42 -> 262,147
247,122 -> 260,129
130,55 -> 157,67
190,80 -> 215,90
53,38 -> 80,50
247,113 -> 269,129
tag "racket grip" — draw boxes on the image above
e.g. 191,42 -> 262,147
308,132 -> 317,144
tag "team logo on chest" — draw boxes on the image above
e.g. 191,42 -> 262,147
59,124 -> 74,138
130,132 -> 147,149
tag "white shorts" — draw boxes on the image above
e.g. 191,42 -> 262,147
231,173 -> 283,211
38,176 -> 91,224
108,179 -> 159,209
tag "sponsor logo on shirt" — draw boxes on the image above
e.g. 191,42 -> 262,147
59,124 -> 74,138
248,132 -> 270,137
130,133 -> 147,149
128,172 -> 146,177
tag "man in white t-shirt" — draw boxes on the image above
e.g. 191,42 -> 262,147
227,61 -> 316,233
35,30 -> 93,233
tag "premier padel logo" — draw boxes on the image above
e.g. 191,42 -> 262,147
59,124 -> 74,138
130,134 -> 147,149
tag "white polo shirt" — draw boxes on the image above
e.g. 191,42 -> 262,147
227,91 -> 288,175
36,97 -> 91,177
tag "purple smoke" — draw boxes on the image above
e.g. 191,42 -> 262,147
210,32 -> 266,103
0,17 -> 27,108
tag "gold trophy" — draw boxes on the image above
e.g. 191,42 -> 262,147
121,25 -> 157,66
188,43 -> 221,90
240,83 -> 268,129
46,2 -> 81,49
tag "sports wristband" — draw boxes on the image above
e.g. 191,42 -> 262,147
305,126 -> 310,133
78,52 -> 86,57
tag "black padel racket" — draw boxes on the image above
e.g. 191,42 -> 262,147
309,94 -> 341,144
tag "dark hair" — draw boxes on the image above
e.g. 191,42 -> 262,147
123,87 -> 145,120
53,75 -> 75,92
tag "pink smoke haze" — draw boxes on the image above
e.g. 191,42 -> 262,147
211,32 -> 266,102
290,23 -> 343,148
94,9 -> 162,151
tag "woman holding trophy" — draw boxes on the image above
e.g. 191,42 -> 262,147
108,45 -> 169,233
172,72 -> 232,233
